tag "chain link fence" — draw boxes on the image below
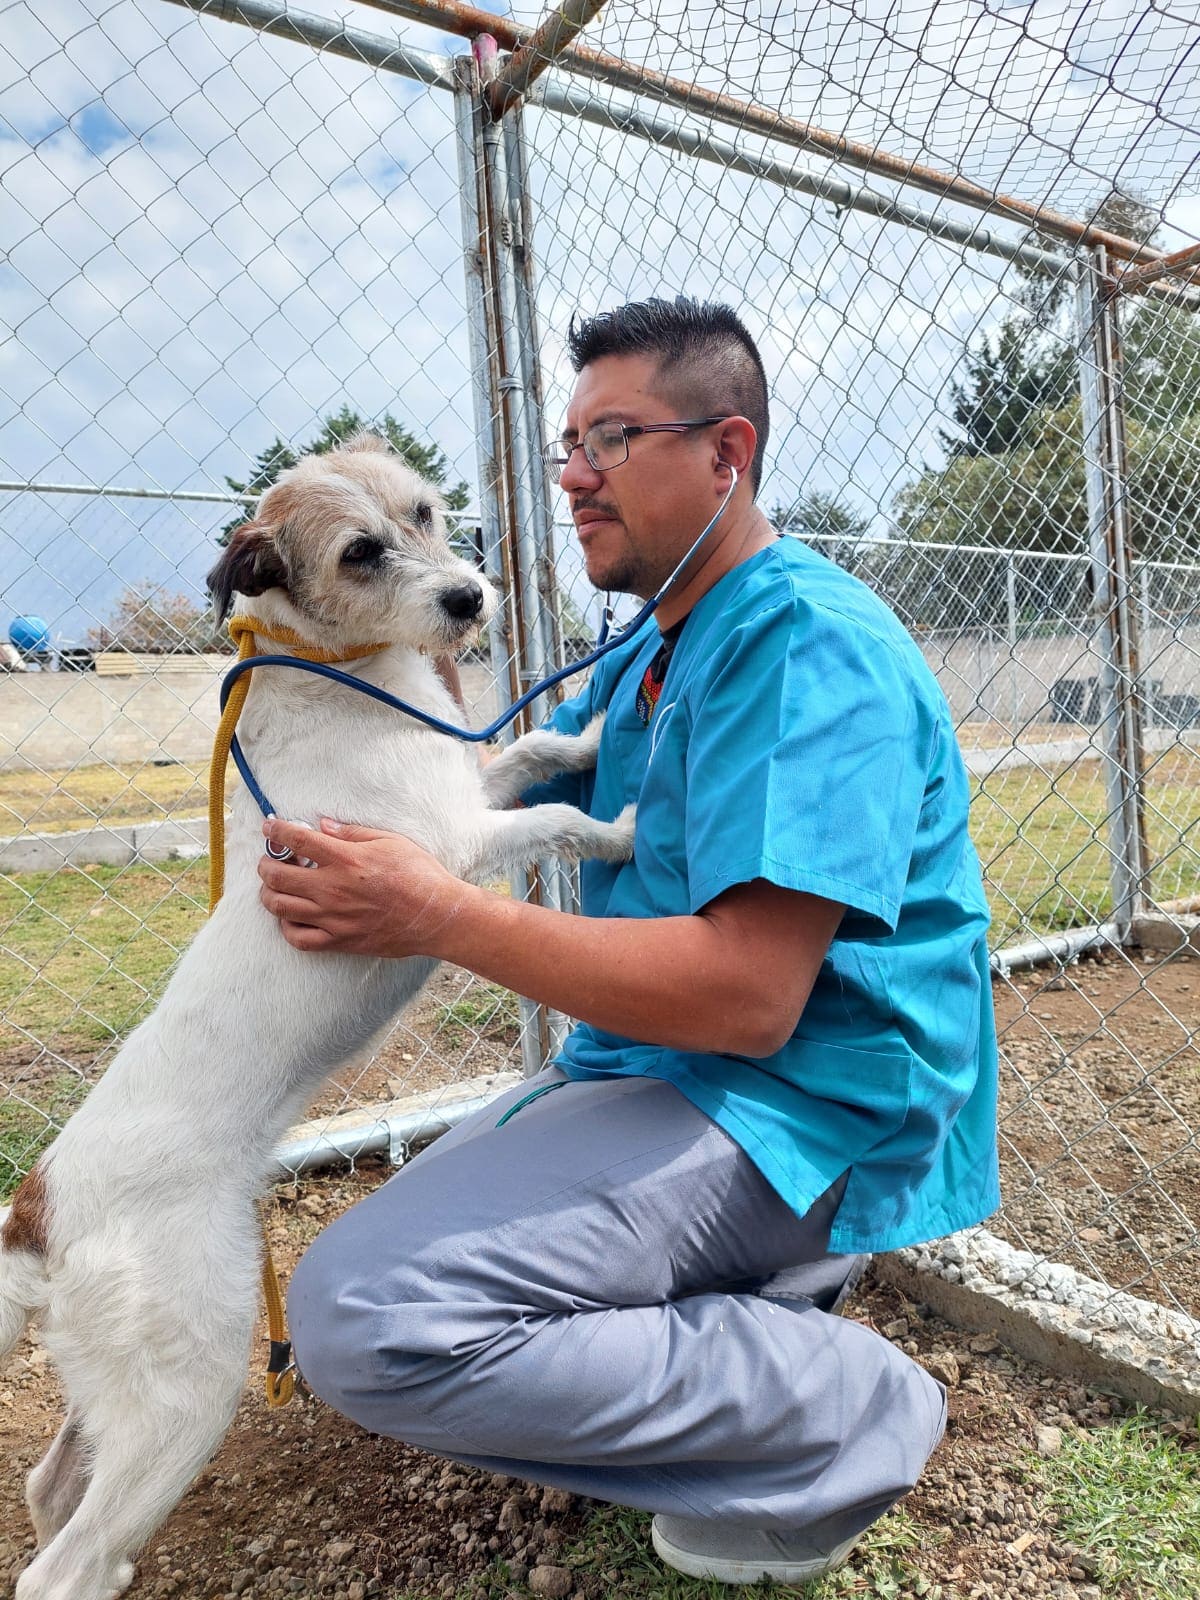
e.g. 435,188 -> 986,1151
3,0 -> 1199,1332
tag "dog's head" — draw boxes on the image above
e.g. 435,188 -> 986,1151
207,433 -> 497,653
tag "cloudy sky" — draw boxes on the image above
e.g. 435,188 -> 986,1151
1,0 -> 1198,644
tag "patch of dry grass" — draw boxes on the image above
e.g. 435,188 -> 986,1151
0,760 -> 207,836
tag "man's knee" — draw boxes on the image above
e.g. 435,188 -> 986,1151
286,1207 -> 444,1423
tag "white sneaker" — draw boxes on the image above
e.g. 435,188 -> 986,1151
651,1514 -> 864,1585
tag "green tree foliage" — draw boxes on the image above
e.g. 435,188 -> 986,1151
895,404 -> 1200,574
891,184 -> 1200,609
220,405 -> 470,543
767,490 -> 871,539
937,318 -> 1075,459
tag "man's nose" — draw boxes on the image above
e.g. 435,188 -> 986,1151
559,443 -> 603,494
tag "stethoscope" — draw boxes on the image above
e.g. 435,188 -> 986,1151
228,464 -> 740,841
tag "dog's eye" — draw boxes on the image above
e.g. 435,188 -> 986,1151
341,536 -> 385,566
415,502 -> 433,528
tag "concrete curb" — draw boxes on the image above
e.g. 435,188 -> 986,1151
875,1227 -> 1200,1416
0,816 -> 207,872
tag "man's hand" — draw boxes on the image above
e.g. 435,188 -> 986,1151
257,818 -> 469,956
258,820 -> 842,1058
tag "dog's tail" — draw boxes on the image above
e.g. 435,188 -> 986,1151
0,1173 -> 52,1366
0,1247 -> 45,1367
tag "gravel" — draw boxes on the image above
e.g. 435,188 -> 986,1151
5,1184 -> 1193,1600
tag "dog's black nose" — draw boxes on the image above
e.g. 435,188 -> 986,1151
441,581 -> 485,621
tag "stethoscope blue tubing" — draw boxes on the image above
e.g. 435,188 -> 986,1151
223,464 -> 738,824
222,596 -> 659,821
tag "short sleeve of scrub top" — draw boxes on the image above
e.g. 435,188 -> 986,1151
680,595 -> 934,937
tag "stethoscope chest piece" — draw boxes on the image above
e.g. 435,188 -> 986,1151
264,820 -> 317,868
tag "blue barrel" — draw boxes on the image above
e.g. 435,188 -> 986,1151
9,615 -> 51,656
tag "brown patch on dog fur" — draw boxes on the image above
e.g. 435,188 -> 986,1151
1,1163 -> 50,1257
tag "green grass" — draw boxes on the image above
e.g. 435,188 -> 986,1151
555,1504 -> 941,1600
386,1504 -> 941,1599
5,748 -> 1200,960
434,982 -> 522,1049
4,758 -> 1200,1066
971,750 -> 1200,945
0,859 -> 208,1056
1,746 -> 1197,1184
1032,1412 -> 1200,1598
0,1072 -> 88,1198
431,1504 -> 942,1600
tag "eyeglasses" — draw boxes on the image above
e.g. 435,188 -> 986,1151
541,417 -> 729,483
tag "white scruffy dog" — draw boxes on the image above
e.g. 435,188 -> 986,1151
0,434 -> 633,1600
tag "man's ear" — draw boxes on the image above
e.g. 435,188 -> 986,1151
714,417 -> 757,482
207,521 -> 289,622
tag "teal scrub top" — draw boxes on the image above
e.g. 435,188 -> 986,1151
524,535 -> 999,1253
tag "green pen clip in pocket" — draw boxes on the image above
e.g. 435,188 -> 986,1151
495,1079 -> 568,1127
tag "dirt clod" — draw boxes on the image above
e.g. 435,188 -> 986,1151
527,1565 -> 573,1597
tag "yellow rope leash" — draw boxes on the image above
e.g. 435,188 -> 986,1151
208,615 -> 387,1407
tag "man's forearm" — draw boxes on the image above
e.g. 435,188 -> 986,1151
430,884 -> 810,1058
256,821 -> 841,1053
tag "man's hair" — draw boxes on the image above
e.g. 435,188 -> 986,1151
566,296 -> 770,496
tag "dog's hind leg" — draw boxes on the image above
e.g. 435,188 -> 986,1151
27,1411 -> 90,1549
15,1330 -> 248,1600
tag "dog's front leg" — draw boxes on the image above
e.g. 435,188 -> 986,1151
465,798 -> 635,884
482,713 -> 606,810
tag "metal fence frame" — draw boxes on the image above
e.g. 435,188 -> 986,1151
146,0 -> 1199,978
4,0 -> 1200,1344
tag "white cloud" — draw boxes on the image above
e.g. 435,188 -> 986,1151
1,0 -> 1198,642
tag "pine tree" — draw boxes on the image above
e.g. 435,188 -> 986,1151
937,318 -> 1075,460
220,407 -> 470,542
767,490 -> 871,539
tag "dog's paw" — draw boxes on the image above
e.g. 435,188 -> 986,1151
607,802 -> 637,860
575,712 -> 607,766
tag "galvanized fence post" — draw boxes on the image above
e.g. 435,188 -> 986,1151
1075,246 -> 1151,938
488,70 -> 575,1061
1006,550 -> 1018,728
455,43 -> 570,1074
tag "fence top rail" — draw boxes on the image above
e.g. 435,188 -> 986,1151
795,534 -> 1200,574
0,480 -> 255,505
158,0 -> 456,86
10,477 -> 1200,580
156,0 -> 1196,298
348,0 -> 1177,269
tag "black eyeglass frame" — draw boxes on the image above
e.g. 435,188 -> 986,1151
541,416 -> 731,481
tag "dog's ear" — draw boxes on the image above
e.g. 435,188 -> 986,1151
207,521 -> 289,622
341,431 -> 389,456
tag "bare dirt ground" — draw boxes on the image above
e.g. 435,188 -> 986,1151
992,947 -> 1200,1317
3,954 -> 1198,1600
4,1155 -> 1193,1600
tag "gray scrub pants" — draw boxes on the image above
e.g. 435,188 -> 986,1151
289,1069 -> 947,1542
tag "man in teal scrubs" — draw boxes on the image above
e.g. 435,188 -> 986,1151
259,297 -> 999,1586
